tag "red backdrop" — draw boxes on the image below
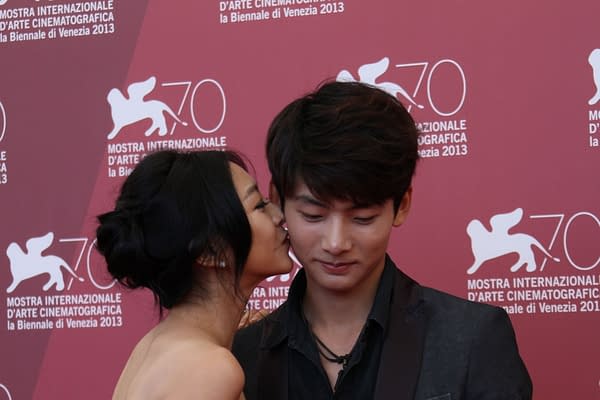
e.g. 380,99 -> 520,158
1,0 -> 599,398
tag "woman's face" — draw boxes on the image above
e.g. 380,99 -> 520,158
229,163 -> 292,290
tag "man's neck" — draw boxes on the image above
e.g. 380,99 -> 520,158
301,264 -> 385,333
300,263 -> 386,390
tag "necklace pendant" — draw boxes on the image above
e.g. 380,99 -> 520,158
342,357 -> 349,369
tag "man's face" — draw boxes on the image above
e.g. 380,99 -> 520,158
281,179 -> 410,294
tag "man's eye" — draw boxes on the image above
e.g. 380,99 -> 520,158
354,216 -> 375,224
300,212 -> 322,222
255,199 -> 270,210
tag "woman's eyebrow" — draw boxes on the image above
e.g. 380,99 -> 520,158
243,184 -> 259,200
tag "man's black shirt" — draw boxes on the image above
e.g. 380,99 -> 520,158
259,262 -> 395,400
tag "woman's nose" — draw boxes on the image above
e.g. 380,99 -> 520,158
267,202 -> 284,226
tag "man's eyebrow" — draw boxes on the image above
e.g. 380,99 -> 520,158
293,194 -> 380,210
243,184 -> 259,200
350,203 -> 376,210
293,194 -> 328,208
351,199 -> 385,210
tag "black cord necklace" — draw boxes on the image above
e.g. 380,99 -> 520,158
310,330 -> 352,368
301,308 -> 352,368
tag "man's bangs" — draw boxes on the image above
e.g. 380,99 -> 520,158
299,169 -> 389,207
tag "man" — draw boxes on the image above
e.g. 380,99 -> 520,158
233,81 -> 532,400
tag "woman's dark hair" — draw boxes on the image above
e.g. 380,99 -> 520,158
96,150 -> 252,310
266,80 -> 420,211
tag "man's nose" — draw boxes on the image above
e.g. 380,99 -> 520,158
321,219 -> 351,254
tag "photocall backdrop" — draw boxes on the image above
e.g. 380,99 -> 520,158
0,0 -> 598,398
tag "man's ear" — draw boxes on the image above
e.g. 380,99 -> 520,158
269,181 -> 282,207
393,187 -> 412,227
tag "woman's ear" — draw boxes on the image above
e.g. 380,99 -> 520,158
195,241 -> 229,269
393,187 -> 412,227
195,254 -> 224,269
196,256 -> 227,268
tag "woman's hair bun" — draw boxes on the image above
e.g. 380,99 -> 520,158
96,208 -> 149,289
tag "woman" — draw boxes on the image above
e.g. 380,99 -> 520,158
96,150 -> 292,399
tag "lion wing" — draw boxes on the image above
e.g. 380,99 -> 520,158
127,76 -> 156,100
25,232 -> 54,255
489,208 -> 523,234
358,57 -> 389,84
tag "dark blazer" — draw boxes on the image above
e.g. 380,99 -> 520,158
233,261 -> 532,400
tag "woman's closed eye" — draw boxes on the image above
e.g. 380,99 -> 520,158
255,198 -> 270,211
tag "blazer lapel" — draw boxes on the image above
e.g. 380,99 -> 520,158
374,269 -> 427,400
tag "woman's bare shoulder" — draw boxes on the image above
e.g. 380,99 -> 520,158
166,345 -> 245,399
114,334 -> 244,400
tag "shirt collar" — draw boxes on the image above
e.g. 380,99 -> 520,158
258,267 -> 307,349
261,255 -> 398,348
367,254 -> 396,331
